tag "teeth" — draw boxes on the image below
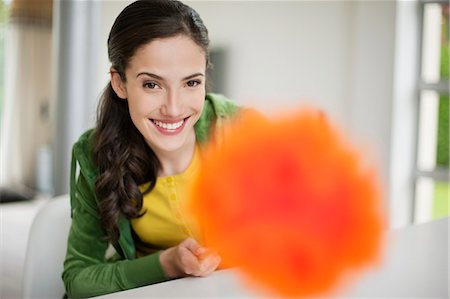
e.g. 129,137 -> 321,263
153,119 -> 184,130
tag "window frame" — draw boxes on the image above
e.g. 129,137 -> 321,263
413,0 -> 449,222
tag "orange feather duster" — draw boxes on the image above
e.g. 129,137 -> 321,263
189,108 -> 384,297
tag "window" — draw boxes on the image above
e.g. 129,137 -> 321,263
414,0 -> 449,223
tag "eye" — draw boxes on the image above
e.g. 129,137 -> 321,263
186,80 -> 201,87
143,81 -> 160,89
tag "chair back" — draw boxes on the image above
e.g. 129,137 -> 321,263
22,195 -> 71,299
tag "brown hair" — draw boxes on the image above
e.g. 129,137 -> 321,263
94,0 -> 210,243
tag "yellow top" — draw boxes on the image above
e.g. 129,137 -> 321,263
131,145 -> 202,256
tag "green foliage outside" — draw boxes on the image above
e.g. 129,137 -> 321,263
440,16 -> 449,79
433,181 -> 449,219
436,95 -> 449,167
436,8 -> 449,167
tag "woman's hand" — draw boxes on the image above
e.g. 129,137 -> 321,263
159,237 -> 221,279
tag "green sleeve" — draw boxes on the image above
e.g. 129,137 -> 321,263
62,140 -> 168,298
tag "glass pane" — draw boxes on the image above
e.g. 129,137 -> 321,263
436,94 -> 449,167
417,90 -> 439,171
415,177 -> 434,223
421,3 -> 450,82
433,181 -> 449,220
440,4 -> 449,80
415,178 -> 449,223
417,92 -> 449,171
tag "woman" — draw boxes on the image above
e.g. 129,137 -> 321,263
62,1 -> 239,297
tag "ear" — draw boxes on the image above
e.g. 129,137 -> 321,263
110,68 -> 128,99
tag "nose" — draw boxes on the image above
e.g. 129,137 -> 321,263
161,89 -> 183,117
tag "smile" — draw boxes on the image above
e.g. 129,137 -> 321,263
153,119 -> 184,130
150,117 -> 189,134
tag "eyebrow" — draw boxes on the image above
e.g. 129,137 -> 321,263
136,72 -> 204,81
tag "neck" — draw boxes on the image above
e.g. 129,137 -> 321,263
155,134 -> 197,177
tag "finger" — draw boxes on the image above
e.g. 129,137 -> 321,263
197,255 -> 222,277
179,249 -> 202,275
182,237 -> 211,258
199,254 -> 221,272
183,248 -> 215,276
194,246 -> 208,257
196,247 -> 221,259
181,237 -> 203,255
188,253 -> 216,276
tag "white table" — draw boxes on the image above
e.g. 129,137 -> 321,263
95,217 -> 448,298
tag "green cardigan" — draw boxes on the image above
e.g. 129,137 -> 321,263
62,94 -> 238,298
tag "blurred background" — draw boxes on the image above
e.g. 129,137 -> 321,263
0,0 -> 448,297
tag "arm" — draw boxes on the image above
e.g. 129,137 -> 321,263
62,145 -> 167,298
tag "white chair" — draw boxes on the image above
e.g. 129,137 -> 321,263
22,195 -> 71,299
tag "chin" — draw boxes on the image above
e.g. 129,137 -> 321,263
152,135 -> 190,153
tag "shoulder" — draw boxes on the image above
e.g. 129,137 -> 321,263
72,129 -> 97,179
73,129 -> 95,149
204,93 -> 239,117
195,93 -> 240,143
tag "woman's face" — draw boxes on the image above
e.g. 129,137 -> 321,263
112,35 -> 206,154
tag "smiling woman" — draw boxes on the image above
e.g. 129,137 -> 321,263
62,1 -> 239,298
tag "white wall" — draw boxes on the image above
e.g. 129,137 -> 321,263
94,1 -> 412,227
347,1 -> 397,222
188,1 -> 353,120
